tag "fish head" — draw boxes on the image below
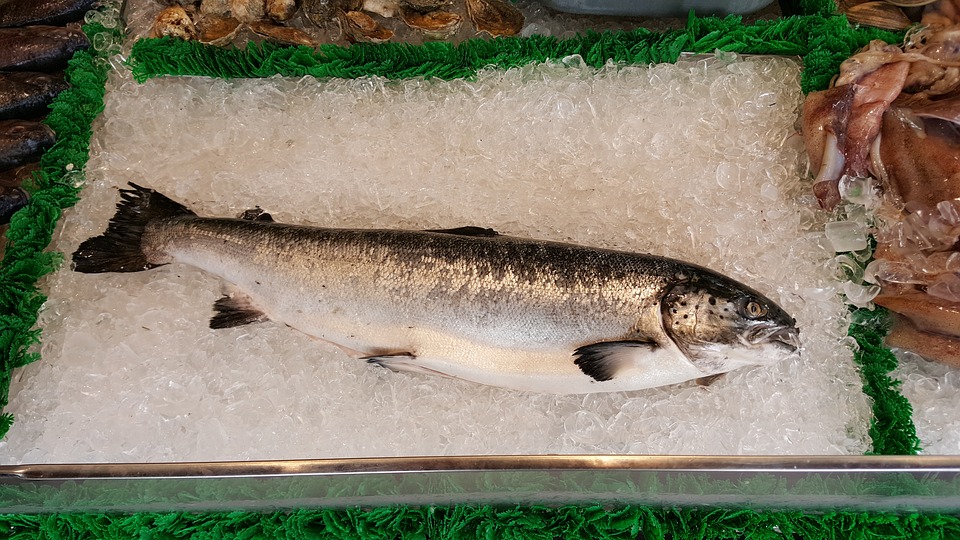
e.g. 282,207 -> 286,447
660,276 -> 800,372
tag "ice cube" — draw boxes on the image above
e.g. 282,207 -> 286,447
825,221 -> 868,252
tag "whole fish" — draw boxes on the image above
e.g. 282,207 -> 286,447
0,0 -> 97,28
73,184 -> 800,394
0,72 -> 69,120
0,25 -> 89,71
0,119 -> 55,170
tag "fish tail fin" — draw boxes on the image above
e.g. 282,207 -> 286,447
72,183 -> 195,273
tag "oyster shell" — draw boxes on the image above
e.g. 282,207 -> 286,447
400,0 -> 452,12
150,6 -> 199,39
301,0 -> 333,27
399,6 -> 461,39
845,1 -> 913,30
231,0 -> 266,23
249,20 -> 319,45
199,0 -> 231,16
465,0 -> 522,37
339,9 -> 394,42
196,14 -> 242,44
363,0 -> 400,18
267,0 -> 299,21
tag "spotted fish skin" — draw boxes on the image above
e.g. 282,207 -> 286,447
0,0 -> 97,28
0,25 -> 89,71
73,184 -> 800,394
0,72 -> 69,121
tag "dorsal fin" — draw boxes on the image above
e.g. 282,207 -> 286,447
238,207 -> 273,222
425,226 -> 499,237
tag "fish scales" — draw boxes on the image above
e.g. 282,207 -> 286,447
74,184 -> 800,394
150,219 -> 660,344
0,25 -> 90,71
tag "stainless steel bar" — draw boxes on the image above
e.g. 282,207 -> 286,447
2,455 -> 959,513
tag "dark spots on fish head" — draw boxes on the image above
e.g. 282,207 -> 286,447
255,280 -> 261,285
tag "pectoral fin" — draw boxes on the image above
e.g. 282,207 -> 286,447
210,292 -> 269,329
573,340 -> 658,382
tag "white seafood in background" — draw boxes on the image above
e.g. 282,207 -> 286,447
802,0 -> 960,365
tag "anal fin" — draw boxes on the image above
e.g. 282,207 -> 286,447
573,340 -> 658,382
363,352 -> 453,378
210,291 -> 269,329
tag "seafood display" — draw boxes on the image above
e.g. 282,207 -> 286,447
0,1 -> 93,242
0,0 -> 96,27
73,183 -> 799,394
0,72 -> 69,120
149,0 -> 524,46
0,25 -> 89,71
803,0 -> 960,364
0,119 -> 56,169
0,164 -> 32,226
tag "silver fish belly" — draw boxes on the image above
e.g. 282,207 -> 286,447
73,184 -> 800,394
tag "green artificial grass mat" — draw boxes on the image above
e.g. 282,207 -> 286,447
0,18 -> 120,438
0,0 -> 948,535
2,506 -> 960,539
1,0 -> 920,453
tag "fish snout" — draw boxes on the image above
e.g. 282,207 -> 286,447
769,326 -> 801,352
745,323 -> 801,352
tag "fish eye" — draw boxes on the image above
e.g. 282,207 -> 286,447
740,299 -> 767,319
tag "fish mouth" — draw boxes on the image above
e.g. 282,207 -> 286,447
743,324 -> 801,352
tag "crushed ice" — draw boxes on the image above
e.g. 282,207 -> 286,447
0,56 -> 873,463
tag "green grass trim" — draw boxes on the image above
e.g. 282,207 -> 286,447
849,308 -> 922,456
2,506 -> 960,539
0,19 -> 119,438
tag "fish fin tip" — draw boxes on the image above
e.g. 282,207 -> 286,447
425,226 -> 500,237
363,352 -> 456,378
210,293 -> 269,329
72,183 -> 195,273
695,373 -> 725,387
573,340 -> 657,382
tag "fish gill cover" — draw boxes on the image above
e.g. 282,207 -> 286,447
0,0 -> 920,456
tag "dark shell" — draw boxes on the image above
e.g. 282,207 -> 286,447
0,71 -> 69,121
0,119 -> 55,170
0,0 -> 97,28
0,25 -> 89,71
0,185 -> 29,225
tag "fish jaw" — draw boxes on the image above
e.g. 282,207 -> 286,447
685,328 -> 800,377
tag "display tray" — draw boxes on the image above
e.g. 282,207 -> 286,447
2,0 -> 959,514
